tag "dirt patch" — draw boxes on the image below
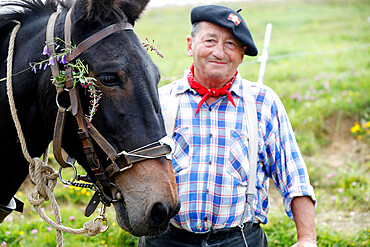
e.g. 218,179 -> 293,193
322,113 -> 369,165
314,115 -> 369,234
269,113 -> 369,234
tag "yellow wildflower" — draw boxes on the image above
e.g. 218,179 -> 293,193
70,189 -> 74,194
351,124 -> 360,133
81,188 -> 87,194
17,191 -> 23,197
357,135 -> 362,140
86,191 -> 91,197
19,231 -> 24,235
367,121 -> 370,127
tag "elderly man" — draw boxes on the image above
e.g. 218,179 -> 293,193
139,5 -> 317,247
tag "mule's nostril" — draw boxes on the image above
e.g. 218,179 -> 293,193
147,202 -> 169,227
171,201 -> 181,218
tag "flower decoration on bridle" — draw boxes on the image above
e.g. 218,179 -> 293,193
30,38 -> 163,125
30,38 -> 102,125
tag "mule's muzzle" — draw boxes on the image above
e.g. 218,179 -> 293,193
146,201 -> 181,228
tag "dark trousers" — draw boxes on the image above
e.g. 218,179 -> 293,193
138,223 -> 268,247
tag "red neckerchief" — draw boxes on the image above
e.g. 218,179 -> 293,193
188,64 -> 237,116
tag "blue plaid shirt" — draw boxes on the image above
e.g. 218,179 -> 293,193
159,70 -> 316,233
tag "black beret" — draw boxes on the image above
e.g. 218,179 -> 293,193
191,5 -> 258,56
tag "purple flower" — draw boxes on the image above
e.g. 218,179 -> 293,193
42,45 -> 49,56
43,63 -> 48,70
326,172 -> 337,179
32,65 -> 37,73
69,216 -> 75,221
331,195 -> 337,203
47,227 -> 52,232
31,229 -> 38,235
5,215 -> 13,223
60,55 -> 66,65
1,241 -> 7,247
39,62 -> 43,70
48,57 -> 55,66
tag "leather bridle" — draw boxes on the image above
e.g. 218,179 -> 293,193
46,10 -> 172,215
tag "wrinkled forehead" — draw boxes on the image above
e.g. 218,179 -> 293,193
197,21 -> 243,44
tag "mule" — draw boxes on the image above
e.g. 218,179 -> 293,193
0,0 -> 180,236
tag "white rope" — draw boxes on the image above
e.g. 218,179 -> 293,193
6,22 -> 105,247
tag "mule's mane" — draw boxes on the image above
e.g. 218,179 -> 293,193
0,0 -> 149,29
0,0 -> 70,29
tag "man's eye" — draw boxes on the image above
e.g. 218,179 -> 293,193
205,39 -> 216,43
225,41 -> 237,49
203,39 -> 216,47
98,73 -> 120,86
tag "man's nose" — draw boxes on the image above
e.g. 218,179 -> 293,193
212,42 -> 226,59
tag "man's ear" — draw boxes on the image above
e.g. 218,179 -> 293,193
187,35 -> 193,57
240,46 -> 247,61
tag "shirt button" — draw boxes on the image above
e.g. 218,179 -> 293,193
208,161 -> 212,165
209,133 -> 212,138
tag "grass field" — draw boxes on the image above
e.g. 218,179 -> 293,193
1,0 -> 369,246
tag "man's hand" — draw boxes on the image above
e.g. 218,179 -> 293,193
292,239 -> 318,247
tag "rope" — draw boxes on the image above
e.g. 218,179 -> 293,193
6,22 -> 104,247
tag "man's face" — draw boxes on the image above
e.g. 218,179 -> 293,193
187,21 -> 246,87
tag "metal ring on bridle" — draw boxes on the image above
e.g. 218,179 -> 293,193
58,162 -> 77,185
55,88 -> 71,111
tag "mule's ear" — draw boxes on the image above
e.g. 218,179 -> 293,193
120,0 -> 150,24
86,0 -> 115,22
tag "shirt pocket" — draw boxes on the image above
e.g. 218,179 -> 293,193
172,127 -> 190,173
226,129 -> 250,182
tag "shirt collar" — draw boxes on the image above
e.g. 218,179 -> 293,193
173,69 -> 245,98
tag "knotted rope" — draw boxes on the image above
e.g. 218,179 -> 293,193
6,22 -> 104,247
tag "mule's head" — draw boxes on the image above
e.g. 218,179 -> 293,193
63,0 -> 179,236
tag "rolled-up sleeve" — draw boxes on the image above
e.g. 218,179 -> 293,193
257,86 -> 317,220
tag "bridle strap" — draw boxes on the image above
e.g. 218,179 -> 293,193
46,11 -> 63,94
64,9 -> 133,63
46,11 -> 72,168
66,22 -> 132,63
87,123 -> 119,162
53,107 -> 71,168
88,123 -> 172,170
64,8 -> 72,52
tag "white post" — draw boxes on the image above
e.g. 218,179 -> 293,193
257,23 -> 272,84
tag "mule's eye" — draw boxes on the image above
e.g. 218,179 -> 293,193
98,73 -> 120,86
